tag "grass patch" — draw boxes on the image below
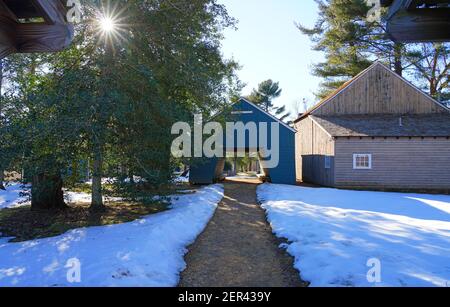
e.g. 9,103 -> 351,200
0,200 -> 168,243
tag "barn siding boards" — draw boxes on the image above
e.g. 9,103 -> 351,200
189,98 -> 297,185
310,62 -> 447,117
295,117 -> 335,187
232,99 -> 296,185
334,137 -> 450,189
295,62 -> 450,190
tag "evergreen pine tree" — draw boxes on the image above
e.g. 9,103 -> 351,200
247,80 -> 291,122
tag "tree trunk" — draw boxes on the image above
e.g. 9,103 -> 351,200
430,79 -> 437,98
90,141 -> 105,210
0,58 -> 5,190
31,172 -> 66,211
0,172 -> 5,190
393,43 -> 403,76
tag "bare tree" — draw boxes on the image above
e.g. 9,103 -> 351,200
407,43 -> 450,100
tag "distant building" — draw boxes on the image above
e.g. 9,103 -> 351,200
294,62 -> 450,191
190,98 -> 296,185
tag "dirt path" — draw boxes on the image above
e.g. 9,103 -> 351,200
179,181 -> 306,287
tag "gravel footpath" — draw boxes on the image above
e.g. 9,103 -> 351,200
179,181 -> 307,287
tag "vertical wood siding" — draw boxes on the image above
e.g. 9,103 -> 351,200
313,63 -> 446,116
295,117 -> 335,186
190,99 -> 296,185
335,137 -> 450,189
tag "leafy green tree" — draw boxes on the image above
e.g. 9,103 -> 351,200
247,80 -> 291,121
1,0 -> 240,211
0,53 -> 75,210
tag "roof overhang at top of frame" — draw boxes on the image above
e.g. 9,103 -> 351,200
381,0 -> 450,42
0,0 -> 74,59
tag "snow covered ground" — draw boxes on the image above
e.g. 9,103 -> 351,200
0,184 -> 223,287
0,183 -> 122,209
64,191 -> 122,204
0,183 -> 29,209
257,184 -> 450,287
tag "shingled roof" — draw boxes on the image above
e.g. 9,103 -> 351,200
312,114 -> 450,137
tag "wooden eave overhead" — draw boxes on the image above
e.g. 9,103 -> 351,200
0,0 -> 74,59
381,0 -> 450,42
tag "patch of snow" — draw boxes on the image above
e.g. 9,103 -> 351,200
0,183 -> 30,209
84,178 -> 117,185
0,184 -> 123,208
0,184 -> 223,287
123,176 -> 146,184
173,172 -> 189,184
257,184 -> 450,287
226,175 -> 258,180
64,191 -> 122,204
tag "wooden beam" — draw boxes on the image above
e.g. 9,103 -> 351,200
413,0 -> 450,6
3,0 -> 40,18
385,0 -> 450,10
387,8 -> 450,42
381,0 -> 394,6
386,0 -> 415,19
0,0 -> 74,59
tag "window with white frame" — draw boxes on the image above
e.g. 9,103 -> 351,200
353,154 -> 372,170
324,156 -> 331,169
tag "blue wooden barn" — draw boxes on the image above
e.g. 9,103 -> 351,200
190,98 -> 296,185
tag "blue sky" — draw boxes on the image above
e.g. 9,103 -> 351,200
219,0 -> 325,117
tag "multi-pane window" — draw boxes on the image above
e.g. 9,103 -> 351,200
353,154 -> 372,170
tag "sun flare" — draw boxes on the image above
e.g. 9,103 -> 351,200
99,16 -> 115,33
94,4 -> 128,49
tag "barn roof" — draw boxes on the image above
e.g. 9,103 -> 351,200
312,114 -> 450,137
239,98 -> 296,133
213,98 -> 296,133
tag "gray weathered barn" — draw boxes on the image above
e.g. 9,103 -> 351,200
295,61 -> 450,190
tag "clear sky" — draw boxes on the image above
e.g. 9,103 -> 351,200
219,0 -> 324,118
